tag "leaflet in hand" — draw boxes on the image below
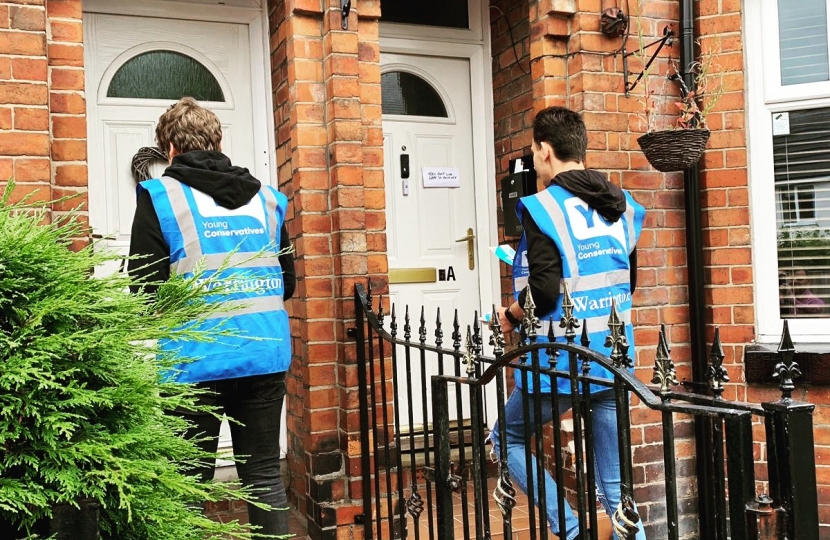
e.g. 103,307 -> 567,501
489,244 -> 515,265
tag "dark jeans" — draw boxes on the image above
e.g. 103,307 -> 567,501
177,372 -> 288,538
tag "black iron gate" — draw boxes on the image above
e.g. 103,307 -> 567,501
352,283 -> 820,540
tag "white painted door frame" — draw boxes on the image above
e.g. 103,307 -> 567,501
380,2 -> 499,422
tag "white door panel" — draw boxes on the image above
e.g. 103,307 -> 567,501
102,122 -> 155,242
85,13 -> 255,246
383,53 -> 481,428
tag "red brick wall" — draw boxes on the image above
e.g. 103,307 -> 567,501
48,0 -> 87,248
0,0 -> 87,246
268,0 -> 309,515
1,1 -> 48,202
696,0 -> 753,403
696,0 -> 828,534
490,0 -> 828,536
268,1 -> 385,538
490,0 -> 827,536
490,0 -> 533,303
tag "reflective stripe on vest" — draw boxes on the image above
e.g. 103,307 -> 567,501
512,183 -> 644,393
138,177 -> 291,382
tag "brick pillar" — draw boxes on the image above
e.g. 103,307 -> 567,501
529,0 -> 573,111
695,0 -> 753,399
47,0 -> 87,248
268,0 -> 324,521
1,1 -> 50,203
268,1 -> 385,538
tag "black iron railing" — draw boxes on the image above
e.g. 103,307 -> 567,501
351,283 -> 819,540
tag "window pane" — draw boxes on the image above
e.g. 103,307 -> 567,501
107,50 -> 225,102
380,0 -> 468,29
778,0 -> 830,85
773,108 -> 830,318
381,71 -> 448,117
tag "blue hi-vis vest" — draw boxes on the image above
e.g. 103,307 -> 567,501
139,177 -> 291,383
512,184 -> 645,394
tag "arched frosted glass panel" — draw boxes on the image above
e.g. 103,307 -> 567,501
381,71 -> 447,117
107,50 -> 225,101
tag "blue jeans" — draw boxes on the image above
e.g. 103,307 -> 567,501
490,389 -> 646,540
177,372 -> 289,538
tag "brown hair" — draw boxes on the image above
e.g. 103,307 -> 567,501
155,97 -> 222,155
532,106 -> 587,164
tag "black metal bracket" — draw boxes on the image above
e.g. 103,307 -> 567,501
346,326 -> 358,339
623,26 -> 674,96
341,0 -> 351,30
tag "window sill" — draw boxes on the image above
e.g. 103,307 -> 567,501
745,343 -> 830,385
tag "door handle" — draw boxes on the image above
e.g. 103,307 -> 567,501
454,227 -> 475,271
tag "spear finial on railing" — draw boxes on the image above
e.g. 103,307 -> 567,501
545,318 -> 559,359
464,325 -> 477,376
403,305 -> 411,342
707,327 -> 728,399
605,299 -> 631,368
473,312 -> 483,356
434,308 -> 443,348
522,288 -> 541,339
773,320 -> 801,400
580,321 -> 591,374
377,296 -> 385,329
366,278 -> 373,310
652,324 -> 679,397
559,282 -> 580,342
418,306 -> 427,345
452,310 -> 461,350
390,304 -> 398,338
489,305 -> 505,354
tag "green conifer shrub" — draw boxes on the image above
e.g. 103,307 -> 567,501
0,184 -> 260,539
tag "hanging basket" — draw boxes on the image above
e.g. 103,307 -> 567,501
636,128 -> 711,172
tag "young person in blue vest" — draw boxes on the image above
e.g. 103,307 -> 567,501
128,97 -> 295,538
490,106 -> 647,540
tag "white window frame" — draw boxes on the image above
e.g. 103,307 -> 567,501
747,0 -> 830,343
777,182 -> 817,225
761,0 -> 830,103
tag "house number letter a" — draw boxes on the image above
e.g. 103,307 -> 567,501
446,266 -> 456,281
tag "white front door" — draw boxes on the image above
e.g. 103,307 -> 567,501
84,13 -> 256,262
83,9 -> 276,462
382,53 -> 482,427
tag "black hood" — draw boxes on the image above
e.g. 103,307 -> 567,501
163,150 -> 261,209
552,169 -> 627,222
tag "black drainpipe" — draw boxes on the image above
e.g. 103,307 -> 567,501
679,0 -> 717,537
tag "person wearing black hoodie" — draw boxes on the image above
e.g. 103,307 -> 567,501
128,97 -> 294,538
489,107 -> 647,540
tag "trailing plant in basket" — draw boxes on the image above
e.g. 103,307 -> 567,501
0,182 -> 263,540
633,22 -> 724,172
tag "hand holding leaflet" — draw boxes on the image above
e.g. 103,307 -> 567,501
489,244 -> 516,266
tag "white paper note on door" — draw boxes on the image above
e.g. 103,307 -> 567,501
422,167 -> 461,188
